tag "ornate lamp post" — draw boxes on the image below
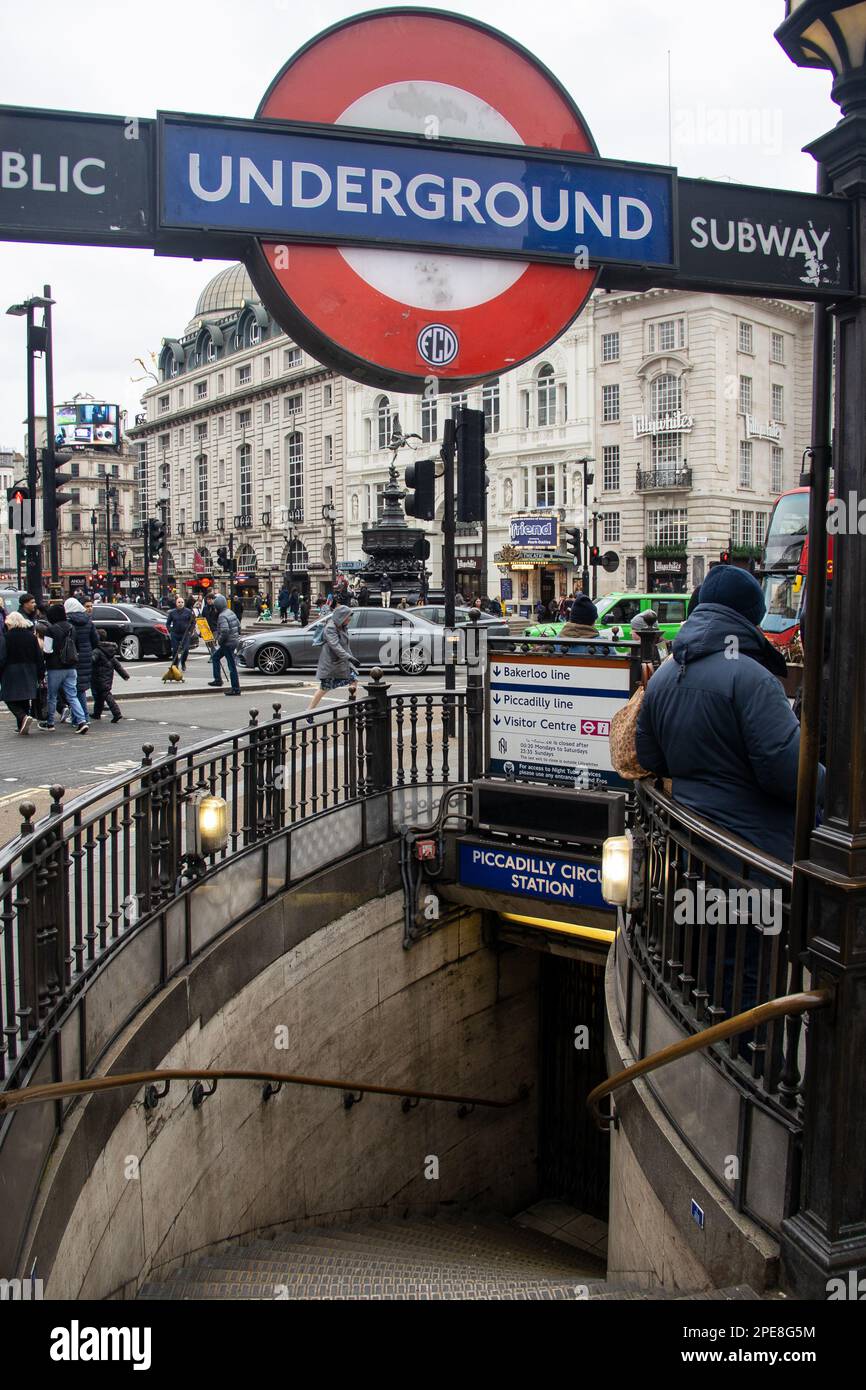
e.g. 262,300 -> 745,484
775,0 -> 866,1298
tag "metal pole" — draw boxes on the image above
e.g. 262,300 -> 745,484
43,284 -> 59,590
581,464 -> 590,595
105,477 -> 112,597
330,515 -> 337,591
143,519 -> 150,600
24,305 -> 43,604
591,510 -> 599,601
480,472 -> 489,602
442,416 -> 456,709
90,510 -> 97,571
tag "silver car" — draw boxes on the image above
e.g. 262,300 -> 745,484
408,604 -> 509,637
234,608 -> 441,676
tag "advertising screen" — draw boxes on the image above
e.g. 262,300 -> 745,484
54,402 -> 119,449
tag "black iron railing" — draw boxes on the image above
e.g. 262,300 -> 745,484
0,678 -> 480,1099
636,467 -> 692,491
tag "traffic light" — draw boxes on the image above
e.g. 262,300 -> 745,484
148,517 -> 165,558
41,442 -> 74,532
720,549 -> 731,564
6,483 -> 31,537
109,547 -> 119,567
404,457 -> 436,520
455,406 -> 486,523
216,545 -> 232,573
589,545 -> 601,566
564,526 -> 581,566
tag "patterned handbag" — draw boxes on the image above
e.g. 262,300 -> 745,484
609,661 -> 654,781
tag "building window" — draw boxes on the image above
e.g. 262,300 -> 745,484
738,321 -> 754,354
217,373 -> 224,394
177,388 -> 184,407
731,510 -> 741,545
323,383 -> 333,408
483,378 -> 500,434
421,394 -> 438,443
158,394 -> 170,414
771,446 -> 783,493
206,340 -> 217,363
739,440 -> 753,488
263,401 -> 271,425
194,421 -> 207,441
602,445 -> 620,491
195,381 -> 207,400
71,512 -> 81,532
772,384 -> 784,422
238,443 -> 252,519
177,428 -> 185,447
602,384 -> 620,423
647,508 -> 688,545
522,471 -> 530,509
218,416 -> 225,436
236,364 -> 251,387
603,512 -> 620,544
739,375 -> 753,414
196,455 -> 208,529
284,393 -> 302,418
264,447 -> 271,477
537,364 -> 556,426
658,318 -> 685,352
535,464 -> 556,508
377,395 -> 391,449
450,391 -> 468,414
324,484 -> 334,507
283,347 -> 301,370
651,432 -> 683,469
601,331 -> 620,363
286,432 -> 303,513
742,511 -> 754,544
219,501 -> 225,527
135,442 -> 149,529
158,433 -> 170,453
756,512 -> 768,545
179,468 -> 185,492
324,434 -> 334,465
218,459 -> 225,485
237,409 -> 251,430
263,356 -> 272,379
652,372 -> 682,416
249,322 -> 260,346
771,332 -> 785,365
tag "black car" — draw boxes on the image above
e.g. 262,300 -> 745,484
90,604 -> 172,661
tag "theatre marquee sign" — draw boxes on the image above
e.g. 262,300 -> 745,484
0,8 -> 857,394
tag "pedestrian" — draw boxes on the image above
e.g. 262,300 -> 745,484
358,582 -> 370,608
1,609 -> 46,735
547,596 -> 559,618
278,584 -> 291,623
635,564 -> 820,862
0,593 -> 6,635
62,596 -> 98,722
167,595 -> 195,670
91,628 -> 129,721
289,587 -> 300,622
535,598 -> 546,620
207,593 -> 242,695
39,601 -> 89,732
231,591 -> 244,628
307,605 -> 357,715
557,595 -> 602,655
299,593 -> 311,627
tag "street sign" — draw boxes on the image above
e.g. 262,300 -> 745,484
247,8 -> 606,390
487,652 -> 631,789
457,839 -> 605,909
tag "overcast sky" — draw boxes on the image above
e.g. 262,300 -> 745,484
0,0 -> 843,450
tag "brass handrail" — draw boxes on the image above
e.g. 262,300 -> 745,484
0,1067 -> 528,1114
587,988 -> 832,1129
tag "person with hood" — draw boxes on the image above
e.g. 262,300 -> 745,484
557,594 -> 602,655
231,591 -> 244,628
278,585 -> 291,623
91,628 -> 129,721
62,596 -> 98,719
307,605 -> 357,714
299,593 -> 310,627
167,595 -> 196,671
636,564 -> 823,863
39,602 -> 89,731
0,609 -> 45,735
207,593 -> 241,695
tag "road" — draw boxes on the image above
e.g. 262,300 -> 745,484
0,650 -> 459,834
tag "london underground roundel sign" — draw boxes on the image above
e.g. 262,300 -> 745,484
246,7 -> 599,392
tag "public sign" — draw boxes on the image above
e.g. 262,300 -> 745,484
487,652 -> 631,789
458,839 -> 605,909
510,516 -> 558,548
0,10 -> 859,398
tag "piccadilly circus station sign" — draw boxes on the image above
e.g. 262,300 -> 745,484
0,7 -> 856,392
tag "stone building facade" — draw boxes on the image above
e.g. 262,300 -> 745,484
128,265 -> 345,603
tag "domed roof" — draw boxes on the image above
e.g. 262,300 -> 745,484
185,264 -> 260,334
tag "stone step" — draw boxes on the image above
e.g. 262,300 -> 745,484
195,1245 -> 596,1282
138,1271 -> 617,1301
244,1227 -> 600,1273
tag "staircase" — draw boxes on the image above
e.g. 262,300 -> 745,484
137,1212 -> 759,1300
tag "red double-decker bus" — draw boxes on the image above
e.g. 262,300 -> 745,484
760,487 -> 833,651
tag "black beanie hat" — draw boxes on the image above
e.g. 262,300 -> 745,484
700,564 -> 766,626
48,602 -> 66,623
569,594 -> 598,627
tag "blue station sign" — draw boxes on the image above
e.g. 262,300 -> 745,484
458,841 -> 605,909
159,115 -> 676,270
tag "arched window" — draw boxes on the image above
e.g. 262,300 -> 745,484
249,321 -> 261,346
537,364 -> 556,426
238,442 -> 252,521
286,432 -> 304,514
651,373 -> 682,417
196,455 -> 208,529
376,395 -> 391,449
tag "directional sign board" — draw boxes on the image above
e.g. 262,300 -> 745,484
487,652 -> 631,790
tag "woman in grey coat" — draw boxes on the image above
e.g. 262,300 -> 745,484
307,605 -> 357,714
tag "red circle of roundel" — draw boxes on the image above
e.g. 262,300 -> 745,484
246,8 -> 598,392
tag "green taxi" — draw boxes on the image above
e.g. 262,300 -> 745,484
522,592 -> 691,642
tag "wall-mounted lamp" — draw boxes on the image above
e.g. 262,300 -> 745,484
186,789 -> 229,858
602,829 -> 644,909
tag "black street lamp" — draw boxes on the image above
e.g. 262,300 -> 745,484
6,291 -> 54,603
775,0 -> 866,1298
322,502 -> 337,592
90,508 -> 98,571
575,455 -> 595,595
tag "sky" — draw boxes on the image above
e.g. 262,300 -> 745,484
0,0 -> 844,452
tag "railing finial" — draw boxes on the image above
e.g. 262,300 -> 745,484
141,744 -> 154,767
19,802 -> 36,837
48,786 -> 65,816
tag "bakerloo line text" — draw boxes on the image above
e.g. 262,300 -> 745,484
186,156 -> 656,239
